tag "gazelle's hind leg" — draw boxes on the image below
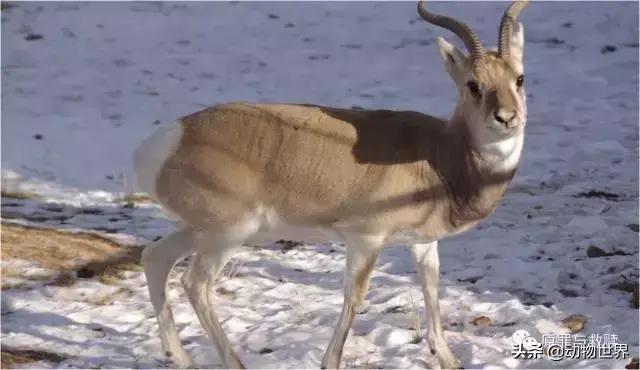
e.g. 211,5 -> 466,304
180,221 -> 261,369
142,227 -> 197,368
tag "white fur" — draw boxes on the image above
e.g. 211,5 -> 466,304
132,122 -> 183,199
141,228 -> 197,368
321,233 -> 385,369
411,242 -> 461,369
482,132 -> 524,172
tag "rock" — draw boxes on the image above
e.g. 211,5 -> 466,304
612,250 -> 632,256
546,37 -> 565,45
458,276 -> 482,284
79,207 -> 104,215
259,347 -> 273,354
610,280 -> 638,293
561,314 -> 587,333
470,316 -> 492,326
76,266 -> 96,279
625,357 -> 639,369
600,45 -> 617,54
587,245 -> 608,258
558,288 -> 580,297
627,223 -> 639,232
633,285 -> 639,309
275,239 -> 303,253
24,33 -> 43,41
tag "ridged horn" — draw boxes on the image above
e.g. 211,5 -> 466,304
417,0 -> 485,69
498,0 -> 529,58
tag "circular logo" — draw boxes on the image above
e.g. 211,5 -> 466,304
512,329 -> 531,345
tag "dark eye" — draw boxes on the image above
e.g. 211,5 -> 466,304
516,75 -> 525,88
466,81 -> 481,97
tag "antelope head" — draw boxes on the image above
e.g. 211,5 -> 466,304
418,0 -> 529,144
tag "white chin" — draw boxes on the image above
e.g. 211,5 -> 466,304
489,121 -> 523,135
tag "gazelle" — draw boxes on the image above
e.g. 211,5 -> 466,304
133,0 -> 529,368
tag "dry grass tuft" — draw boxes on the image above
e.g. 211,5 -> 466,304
2,264 -> 52,281
1,190 -> 40,200
119,192 -> 157,209
0,281 -> 28,290
121,192 -> 156,203
93,287 -> 134,305
1,346 -> 68,369
1,223 -> 143,289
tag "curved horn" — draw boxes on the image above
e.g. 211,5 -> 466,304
417,0 -> 485,68
497,0 -> 529,58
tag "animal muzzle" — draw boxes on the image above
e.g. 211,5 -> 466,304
493,108 -> 519,128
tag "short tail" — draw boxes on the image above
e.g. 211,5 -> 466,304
132,122 -> 182,200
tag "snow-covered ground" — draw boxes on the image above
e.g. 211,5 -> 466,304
1,1 -> 638,369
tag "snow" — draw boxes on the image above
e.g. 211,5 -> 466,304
1,1 -> 638,369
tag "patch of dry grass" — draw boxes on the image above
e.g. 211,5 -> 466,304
121,192 -> 156,203
94,286 -> 135,306
1,223 -> 143,289
1,346 -> 68,369
1,190 -> 40,200
117,192 -> 157,209
0,281 -> 28,290
2,264 -> 52,281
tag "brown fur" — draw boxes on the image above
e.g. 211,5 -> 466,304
452,50 -> 525,127
155,101 -> 517,241
140,3 -> 529,368
479,51 -> 524,116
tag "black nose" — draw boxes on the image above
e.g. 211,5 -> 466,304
494,110 -> 516,125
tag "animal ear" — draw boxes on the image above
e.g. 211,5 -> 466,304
509,21 -> 525,62
436,36 -> 468,80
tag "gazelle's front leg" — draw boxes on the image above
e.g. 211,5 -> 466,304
321,233 -> 385,369
410,241 -> 462,369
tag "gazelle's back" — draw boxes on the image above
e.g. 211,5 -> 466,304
153,103 -> 448,231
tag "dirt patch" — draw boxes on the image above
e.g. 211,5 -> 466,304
1,222 -> 143,289
1,346 -> 68,369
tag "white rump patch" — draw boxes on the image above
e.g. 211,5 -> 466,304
132,122 -> 183,199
